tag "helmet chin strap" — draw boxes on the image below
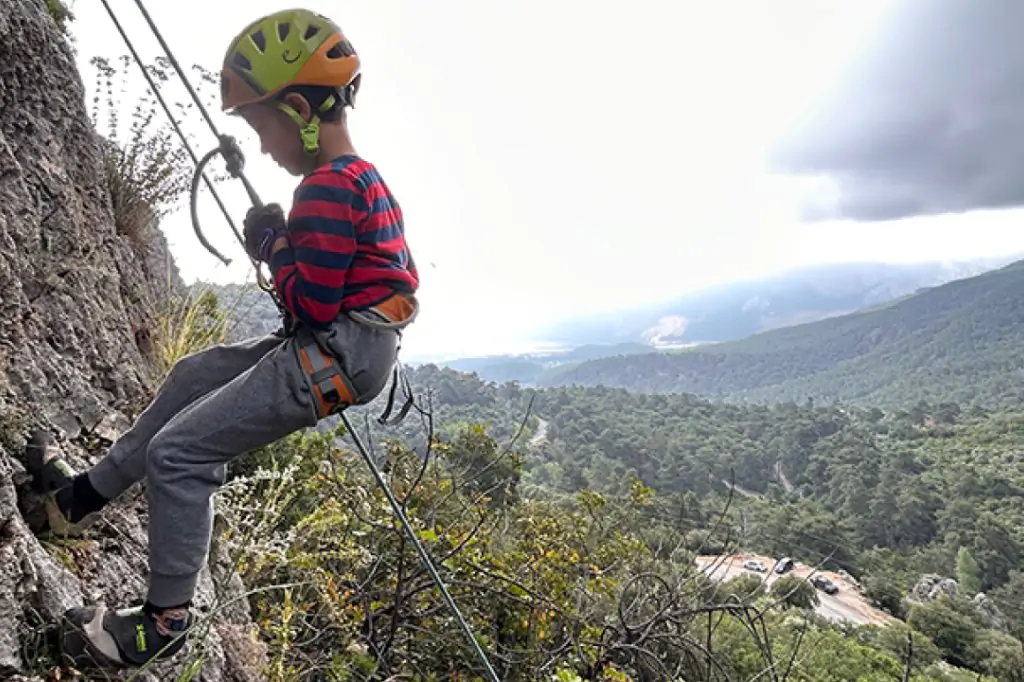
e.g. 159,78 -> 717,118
276,89 -> 351,157
277,100 -> 326,156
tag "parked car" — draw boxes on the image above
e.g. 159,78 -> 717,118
811,575 -> 839,595
774,557 -> 794,574
742,559 -> 767,573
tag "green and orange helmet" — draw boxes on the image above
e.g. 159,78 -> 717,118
220,8 -> 361,153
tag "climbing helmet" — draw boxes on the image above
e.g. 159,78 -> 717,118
220,8 -> 360,113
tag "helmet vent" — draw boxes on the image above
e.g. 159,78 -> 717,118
232,52 -> 252,72
327,40 -> 355,59
304,25 -> 320,41
250,29 -> 266,53
277,22 -> 291,41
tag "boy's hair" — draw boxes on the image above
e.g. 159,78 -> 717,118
277,83 -> 355,123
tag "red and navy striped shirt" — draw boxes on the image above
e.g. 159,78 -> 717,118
269,155 -> 419,329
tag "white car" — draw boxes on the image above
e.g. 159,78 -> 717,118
743,560 -> 767,573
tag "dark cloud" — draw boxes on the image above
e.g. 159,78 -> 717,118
769,0 -> 1024,222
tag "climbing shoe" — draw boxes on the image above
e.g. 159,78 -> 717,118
60,603 -> 192,670
24,430 -> 105,536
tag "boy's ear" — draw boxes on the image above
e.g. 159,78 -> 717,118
280,92 -> 313,122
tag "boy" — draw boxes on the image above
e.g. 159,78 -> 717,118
28,8 -> 419,670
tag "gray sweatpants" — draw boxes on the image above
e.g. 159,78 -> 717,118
86,314 -> 399,608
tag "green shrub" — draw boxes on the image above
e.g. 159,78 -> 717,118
86,56 -> 224,249
44,0 -> 73,37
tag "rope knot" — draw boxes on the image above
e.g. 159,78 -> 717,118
218,134 -> 246,177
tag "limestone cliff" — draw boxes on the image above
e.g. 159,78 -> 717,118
0,1 -> 262,679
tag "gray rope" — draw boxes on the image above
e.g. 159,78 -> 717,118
340,412 -> 501,681
97,0 -> 243,258
131,0 -> 263,207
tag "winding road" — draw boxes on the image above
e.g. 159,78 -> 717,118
775,460 -> 795,493
722,461 -> 795,498
529,418 -> 549,448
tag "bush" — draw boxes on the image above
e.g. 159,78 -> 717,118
87,56 -> 225,249
151,288 -> 231,378
907,597 -> 981,670
863,572 -> 908,619
90,56 -> 190,244
771,574 -> 819,610
44,0 -> 73,37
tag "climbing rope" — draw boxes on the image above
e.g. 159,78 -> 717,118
339,415 -> 501,681
98,0 -> 279,302
101,2 -> 501,679
98,0 -> 235,264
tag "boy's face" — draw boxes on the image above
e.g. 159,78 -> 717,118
238,100 -> 307,176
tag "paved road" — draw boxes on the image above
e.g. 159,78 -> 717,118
695,555 -> 895,627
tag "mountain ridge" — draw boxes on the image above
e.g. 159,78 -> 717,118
532,256 -> 1020,349
543,258 -> 1024,408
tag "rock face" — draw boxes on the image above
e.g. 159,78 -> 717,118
0,0 -> 177,433
0,1 -> 263,679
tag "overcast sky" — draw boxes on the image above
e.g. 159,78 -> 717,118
67,0 -> 1024,357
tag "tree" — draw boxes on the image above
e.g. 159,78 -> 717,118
770,575 -> 819,610
863,573 -> 906,619
907,598 -> 980,670
716,574 -> 767,603
990,570 -> 1024,640
956,546 -> 983,596
975,629 -> 1024,682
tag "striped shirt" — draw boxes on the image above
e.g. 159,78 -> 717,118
268,155 -> 419,329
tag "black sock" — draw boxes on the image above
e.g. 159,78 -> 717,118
55,473 -> 109,523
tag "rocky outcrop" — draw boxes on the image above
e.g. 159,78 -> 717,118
972,592 -> 1008,631
910,574 -> 959,603
908,575 -> 1010,632
0,0 -> 263,679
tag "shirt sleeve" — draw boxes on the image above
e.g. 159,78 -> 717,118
268,170 -> 368,329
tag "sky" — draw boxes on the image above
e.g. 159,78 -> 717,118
66,0 -> 1024,357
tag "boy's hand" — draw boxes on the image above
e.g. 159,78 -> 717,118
243,203 -> 287,262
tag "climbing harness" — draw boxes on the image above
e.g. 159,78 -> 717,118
295,309 -> 417,425
99,3 -> 500,680
295,330 -> 356,417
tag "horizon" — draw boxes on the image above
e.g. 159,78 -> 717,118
68,1 -> 1024,357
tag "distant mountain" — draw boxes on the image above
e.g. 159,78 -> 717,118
545,259 -> 1024,409
531,257 -> 1020,349
436,342 -> 655,385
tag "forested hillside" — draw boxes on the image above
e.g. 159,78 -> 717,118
180,267 -> 1024,679
532,385 -> 1024,594
545,260 -> 1024,408
338,363 -> 1024,679
393,369 -> 1024,600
